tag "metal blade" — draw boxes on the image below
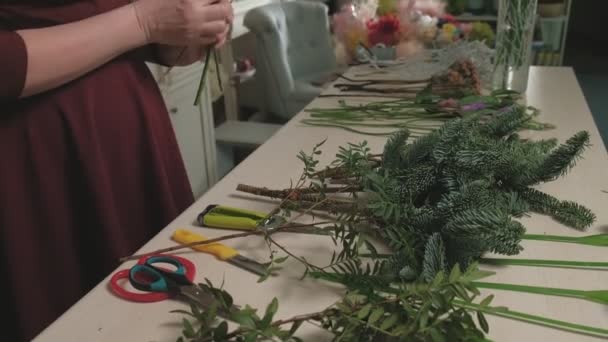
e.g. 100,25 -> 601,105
179,285 -> 240,317
228,255 -> 268,276
179,285 -> 216,308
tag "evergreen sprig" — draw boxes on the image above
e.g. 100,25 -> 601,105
239,109 -> 596,282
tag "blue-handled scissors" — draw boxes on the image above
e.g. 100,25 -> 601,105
111,254 -> 214,306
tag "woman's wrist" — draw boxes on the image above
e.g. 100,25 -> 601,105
117,3 -> 150,51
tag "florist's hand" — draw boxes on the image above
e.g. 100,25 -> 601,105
133,0 -> 233,46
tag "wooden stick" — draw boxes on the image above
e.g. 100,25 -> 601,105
118,222 -> 330,262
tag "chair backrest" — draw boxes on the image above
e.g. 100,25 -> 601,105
244,1 -> 335,118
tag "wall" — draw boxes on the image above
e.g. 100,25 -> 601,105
564,0 -> 608,73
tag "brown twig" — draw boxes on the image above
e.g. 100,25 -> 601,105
285,200 -> 363,216
318,94 -> 411,99
118,222 -> 330,262
338,74 -> 431,84
236,185 -> 363,202
213,309 -> 334,342
311,160 -> 381,179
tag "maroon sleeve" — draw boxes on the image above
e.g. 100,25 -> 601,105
0,30 -> 27,102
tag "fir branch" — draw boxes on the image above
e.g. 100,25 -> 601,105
421,233 -> 447,282
382,129 -> 411,171
522,189 -> 596,230
534,131 -> 591,183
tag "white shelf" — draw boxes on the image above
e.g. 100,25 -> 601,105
455,14 -> 498,22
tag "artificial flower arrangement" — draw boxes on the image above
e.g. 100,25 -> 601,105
332,0 -> 495,64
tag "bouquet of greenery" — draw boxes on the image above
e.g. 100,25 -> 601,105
146,105 -> 608,341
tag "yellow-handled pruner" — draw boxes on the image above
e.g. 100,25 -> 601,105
171,229 -> 268,277
196,204 -> 329,234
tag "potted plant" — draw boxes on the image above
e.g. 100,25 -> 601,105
538,0 -> 565,17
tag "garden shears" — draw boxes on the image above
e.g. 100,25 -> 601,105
171,229 -> 268,277
196,204 -> 330,235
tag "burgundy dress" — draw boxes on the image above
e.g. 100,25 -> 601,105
0,1 -> 195,340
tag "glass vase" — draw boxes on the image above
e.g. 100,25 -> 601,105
492,0 -> 538,93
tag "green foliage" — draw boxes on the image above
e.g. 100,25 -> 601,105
421,233 -> 447,282
382,130 -> 410,171
171,101 -> 597,342
174,280 -> 302,342
315,263 -> 495,341
521,189 -> 596,230
312,108 -> 594,280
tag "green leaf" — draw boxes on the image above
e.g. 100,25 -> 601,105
213,321 -> 228,341
368,307 -> 384,325
429,327 -> 447,342
452,284 -> 470,300
463,269 -> 496,282
289,320 -> 304,336
336,302 -> 352,313
274,256 -> 289,264
261,298 -> 279,328
477,311 -> 489,333
257,270 -> 271,283
357,303 -> 373,319
182,318 -> 195,338
419,302 -> 430,329
221,290 -> 234,309
380,313 -> 399,331
480,294 -> 494,308
244,332 -> 258,342
170,310 -> 196,318
391,324 -> 410,335
190,303 -> 202,318
431,271 -> 445,288
231,311 -> 257,329
204,303 -> 218,323
449,264 -> 462,283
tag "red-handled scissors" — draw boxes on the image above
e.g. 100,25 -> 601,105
109,254 -> 197,303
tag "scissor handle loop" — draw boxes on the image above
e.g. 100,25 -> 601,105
109,254 -> 195,303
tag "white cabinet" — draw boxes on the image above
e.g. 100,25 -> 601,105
147,61 -> 218,199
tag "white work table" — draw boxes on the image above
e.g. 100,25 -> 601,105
34,67 -> 608,342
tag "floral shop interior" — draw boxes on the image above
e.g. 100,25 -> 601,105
3,0 -> 607,341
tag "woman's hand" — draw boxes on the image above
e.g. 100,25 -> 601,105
9,0 -> 232,99
133,0 -> 233,46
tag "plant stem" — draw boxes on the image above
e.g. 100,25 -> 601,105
215,309 -> 333,341
236,184 -> 363,199
118,222 -> 328,262
524,233 -> 608,247
481,258 -> 608,270
454,300 -> 608,339
193,47 -> 213,106
473,281 -> 608,305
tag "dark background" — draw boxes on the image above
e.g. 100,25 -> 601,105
564,0 -> 608,146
